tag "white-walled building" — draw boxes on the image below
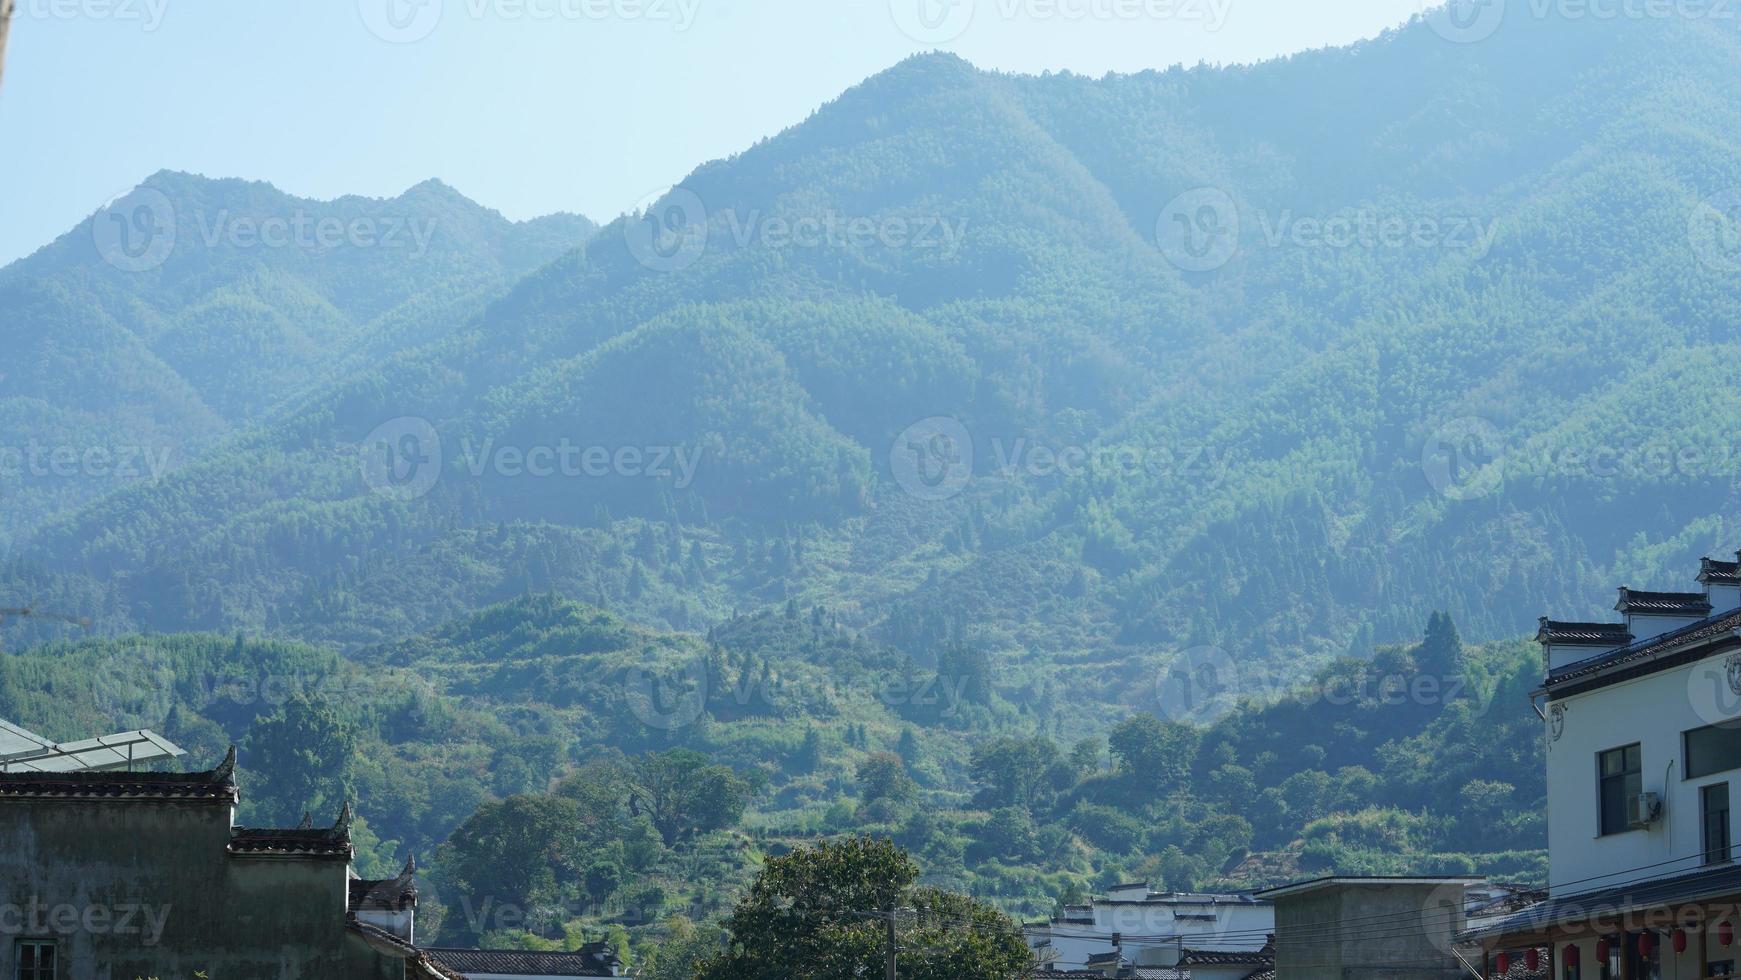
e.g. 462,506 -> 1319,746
1466,555 -> 1741,979
1025,884 -> 1274,974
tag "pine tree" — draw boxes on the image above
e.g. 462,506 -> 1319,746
1421,611 -> 1463,676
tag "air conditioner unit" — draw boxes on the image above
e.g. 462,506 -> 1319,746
1630,792 -> 1663,828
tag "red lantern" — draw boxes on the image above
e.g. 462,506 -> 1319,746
1495,952 -> 1509,976
1724,921 -> 1736,948
1598,937 -> 1611,960
1526,948 -> 1539,971
1674,929 -> 1688,954
1639,932 -> 1654,956
1565,944 -> 1580,968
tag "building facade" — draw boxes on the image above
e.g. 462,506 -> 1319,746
0,748 -> 615,979
1468,557 -> 1741,979
1260,876 -> 1483,980
1025,884 -> 1274,974
0,748 -> 453,979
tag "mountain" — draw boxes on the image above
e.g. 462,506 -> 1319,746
0,172 -> 596,546
11,12 -> 1741,706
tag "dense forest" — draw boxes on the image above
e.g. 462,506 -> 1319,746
3,5 -> 1738,971
7,15 -> 1741,683
0,599 -> 1544,969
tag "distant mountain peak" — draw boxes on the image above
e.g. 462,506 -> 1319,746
399,176 -> 468,200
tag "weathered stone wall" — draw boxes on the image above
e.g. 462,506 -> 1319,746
0,797 -> 402,979
1274,883 -> 1466,980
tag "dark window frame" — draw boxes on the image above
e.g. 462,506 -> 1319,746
14,939 -> 56,980
1598,743 -> 1643,837
1706,782 -> 1733,866
1685,724 -> 1741,781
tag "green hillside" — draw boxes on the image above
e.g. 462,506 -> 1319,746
0,173 -> 595,546
8,15 -> 1741,691
0,598 -> 1544,966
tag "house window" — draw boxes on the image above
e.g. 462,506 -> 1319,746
1707,783 -> 1732,865
1686,725 -> 1741,779
14,941 -> 55,980
1599,744 -> 1642,836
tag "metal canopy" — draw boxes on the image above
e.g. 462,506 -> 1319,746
0,720 -> 184,773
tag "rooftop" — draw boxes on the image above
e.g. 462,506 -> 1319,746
1534,619 -> 1633,646
230,802 -> 353,858
352,857 -> 419,911
1096,890 -> 1266,905
423,944 -> 618,977
0,746 -> 236,803
1544,605 -> 1741,688
1700,556 -> 1741,585
1614,587 -> 1711,617
1178,947 -> 1274,966
0,721 -> 183,773
1255,875 -> 1483,900
1459,862 -> 1741,943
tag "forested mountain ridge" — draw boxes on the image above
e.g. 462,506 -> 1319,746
0,172 -> 596,545
9,13 -> 1741,705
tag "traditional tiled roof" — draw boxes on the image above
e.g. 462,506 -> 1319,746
1700,556 -> 1741,585
229,827 -> 353,857
1459,861 -> 1741,942
0,746 -> 237,803
352,857 -> 419,911
423,943 -> 619,977
1241,970 -> 1276,980
346,920 -> 466,980
1546,606 -> 1741,686
1534,618 -> 1633,646
231,803 -> 353,857
1178,948 -> 1274,966
1614,588 -> 1711,617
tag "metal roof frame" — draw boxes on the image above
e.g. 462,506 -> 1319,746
0,719 -> 183,773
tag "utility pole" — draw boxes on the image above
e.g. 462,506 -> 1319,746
884,907 -> 898,980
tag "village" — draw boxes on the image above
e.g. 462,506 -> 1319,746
9,552 -> 1741,978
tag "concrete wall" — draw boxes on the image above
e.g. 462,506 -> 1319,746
1546,646 -> 1741,894
0,797 -> 404,980
1273,883 -> 1464,980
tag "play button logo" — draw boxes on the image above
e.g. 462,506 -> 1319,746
891,0 -> 974,44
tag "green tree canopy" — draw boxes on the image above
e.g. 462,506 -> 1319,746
633,748 -> 752,845
696,837 -> 1030,980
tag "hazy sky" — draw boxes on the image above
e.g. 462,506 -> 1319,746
0,0 -> 1433,265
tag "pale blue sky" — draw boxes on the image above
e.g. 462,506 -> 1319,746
0,0 -> 1431,265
